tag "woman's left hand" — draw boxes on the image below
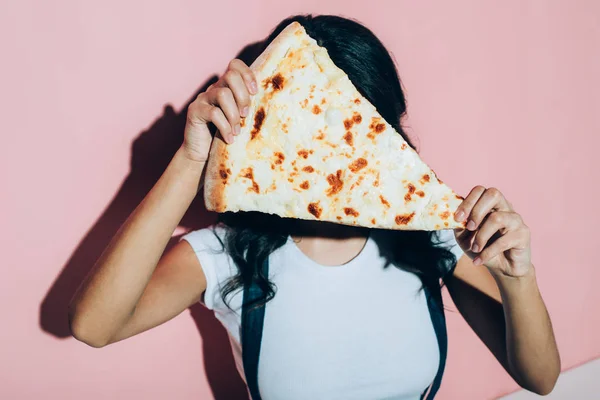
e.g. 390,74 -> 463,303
454,186 -> 532,278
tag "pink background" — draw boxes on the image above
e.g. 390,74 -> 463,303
1,1 -> 598,399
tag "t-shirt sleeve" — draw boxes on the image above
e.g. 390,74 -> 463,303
433,229 -> 465,280
178,225 -> 236,311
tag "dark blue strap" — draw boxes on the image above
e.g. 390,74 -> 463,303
420,285 -> 448,400
241,258 -> 269,400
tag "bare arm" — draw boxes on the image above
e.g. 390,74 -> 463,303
68,147 -> 207,347
447,256 -> 560,395
68,59 -> 257,347
448,186 -> 560,395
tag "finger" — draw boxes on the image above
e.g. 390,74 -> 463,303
228,59 -> 258,94
474,230 -> 527,266
206,87 -> 241,136
466,187 -> 511,231
470,211 -> 522,253
197,103 -> 233,144
222,70 -> 251,117
185,100 -> 213,139
455,185 -> 486,223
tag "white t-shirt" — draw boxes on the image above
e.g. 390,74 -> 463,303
180,225 -> 464,400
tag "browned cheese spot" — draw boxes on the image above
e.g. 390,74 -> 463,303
374,172 -> 380,187
287,51 -> 294,58
375,123 -> 385,133
344,119 -> 354,130
368,118 -> 379,129
352,112 -> 362,124
354,98 -> 361,104
300,98 -> 309,108
379,195 -> 390,208
350,175 -> 365,190
250,107 -> 265,140
336,216 -> 342,220
219,169 -> 228,180
321,98 -> 326,105
395,212 -> 416,225
444,222 -> 449,227
344,131 -> 354,146
407,183 -> 416,194
315,131 -> 325,140
308,202 -> 322,218
241,167 -> 260,193
312,104 -> 322,114
302,165 -> 315,173
240,117 -> 246,128
288,178 -> 294,183
344,207 -> 359,217
326,170 -> 344,196
401,143 -> 407,150
440,211 -> 450,220
422,174 -> 430,183
348,157 -> 367,173
371,218 -> 376,224
274,152 -> 285,165
298,149 -> 309,159
263,73 -> 284,91
300,181 -> 310,190
282,123 -> 288,133
416,190 -> 425,197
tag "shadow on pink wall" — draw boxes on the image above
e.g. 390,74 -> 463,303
38,40 -> 267,400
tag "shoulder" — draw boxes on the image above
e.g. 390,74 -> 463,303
432,229 -> 464,279
179,223 -> 229,253
432,229 -> 464,261
178,224 -> 237,311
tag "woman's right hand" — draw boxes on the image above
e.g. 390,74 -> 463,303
182,59 -> 258,163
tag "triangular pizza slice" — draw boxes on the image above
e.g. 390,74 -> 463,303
204,22 -> 465,230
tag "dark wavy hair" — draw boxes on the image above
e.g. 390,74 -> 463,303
215,14 -> 457,311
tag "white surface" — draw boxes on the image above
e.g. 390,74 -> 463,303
499,357 -> 600,399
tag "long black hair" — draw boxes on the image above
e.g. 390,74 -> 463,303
216,14 -> 456,311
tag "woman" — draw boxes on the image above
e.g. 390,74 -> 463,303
69,14 -> 560,399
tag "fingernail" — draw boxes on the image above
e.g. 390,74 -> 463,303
250,81 -> 258,94
455,210 -> 465,222
234,124 -> 240,135
241,107 -> 249,117
473,257 -> 482,266
467,220 -> 476,230
472,244 -> 480,253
